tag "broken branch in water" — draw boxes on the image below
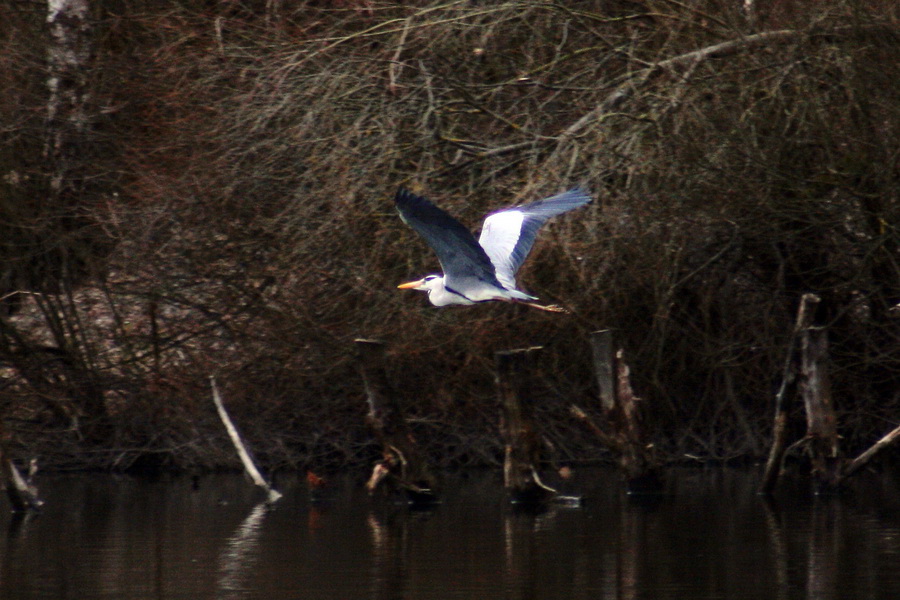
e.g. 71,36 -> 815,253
210,376 -> 282,503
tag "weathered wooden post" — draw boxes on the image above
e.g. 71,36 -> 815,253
495,346 -> 557,504
575,330 -> 660,494
355,339 -> 437,504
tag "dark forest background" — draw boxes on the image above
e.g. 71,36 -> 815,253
1,0 -> 898,472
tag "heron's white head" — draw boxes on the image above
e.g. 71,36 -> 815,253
397,274 -> 443,293
397,274 -> 474,306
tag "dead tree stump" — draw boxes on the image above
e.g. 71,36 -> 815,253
575,330 -> 661,494
800,327 -> 840,493
612,349 -> 662,494
760,293 -> 820,495
495,347 -> 557,504
759,293 -> 900,494
355,339 -> 437,504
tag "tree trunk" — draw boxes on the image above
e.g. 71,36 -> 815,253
613,350 -> 661,494
33,0 -> 111,440
45,0 -> 94,184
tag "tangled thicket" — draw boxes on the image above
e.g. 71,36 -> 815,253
1,0 -> 898,471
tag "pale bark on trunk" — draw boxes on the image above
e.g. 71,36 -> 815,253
45,0 -> 94,184
38,0 -> 112,439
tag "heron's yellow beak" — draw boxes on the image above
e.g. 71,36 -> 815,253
397,279 -> 425,289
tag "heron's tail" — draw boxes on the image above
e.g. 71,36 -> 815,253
507,289 -> 538,301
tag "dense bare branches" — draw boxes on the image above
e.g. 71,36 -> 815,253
0,0 -> 898,469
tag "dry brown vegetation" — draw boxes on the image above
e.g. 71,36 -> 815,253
1,0 -> 898,471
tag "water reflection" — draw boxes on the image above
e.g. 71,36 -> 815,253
762,493 -> 900,600
502,505 -> 571,600
368,510 -> 412,600
218,502 -> 269,598
0,468 -> 898,599
762,499 -> 790,600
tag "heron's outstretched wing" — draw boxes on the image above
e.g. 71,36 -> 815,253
478,188 -> 591,290
394,189 -> 503,289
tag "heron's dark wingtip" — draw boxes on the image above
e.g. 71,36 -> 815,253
394,188 -> 442,219
393,187 -> 423,206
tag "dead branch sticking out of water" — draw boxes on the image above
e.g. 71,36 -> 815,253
760,294 -> 841,493
842,424 -> 900,479
0,417 -> 42,511
356,339 -> 438,505
0,453 -> 43,512
210,376 -> 282,504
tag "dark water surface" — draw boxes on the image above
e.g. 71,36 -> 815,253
2,468 -> 900,599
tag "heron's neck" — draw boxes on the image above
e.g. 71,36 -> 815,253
428,277 -> 474,306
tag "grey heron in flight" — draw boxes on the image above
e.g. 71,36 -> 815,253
395,187 -> 591,312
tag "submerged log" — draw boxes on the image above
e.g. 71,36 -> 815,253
355,339 -> 437,504
495,347 -> 557,504
576,331 -> 660,494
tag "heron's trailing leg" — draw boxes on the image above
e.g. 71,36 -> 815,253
522,301 -> 569,313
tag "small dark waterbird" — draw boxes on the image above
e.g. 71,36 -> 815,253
395,187 -> 591,312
